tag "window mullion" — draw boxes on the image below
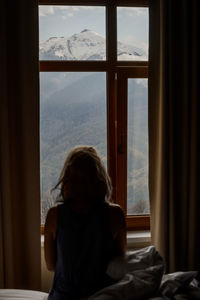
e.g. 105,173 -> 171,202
116,73 -> 127,212
106,5 -> 117,65
107,71 -> 117,203
106,5 -> 118,203
39,0 -> 108,5
39,61 -> 108,72
38,0 -> 149,6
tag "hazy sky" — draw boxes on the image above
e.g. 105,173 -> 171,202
39,6 -> 148,50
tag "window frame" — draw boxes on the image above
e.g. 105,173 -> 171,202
39,0 -> 150,232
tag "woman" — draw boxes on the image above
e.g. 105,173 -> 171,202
44,146 -> 126,300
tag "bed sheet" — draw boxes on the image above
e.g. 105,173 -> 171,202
0,289 -> 48,300
88,246 -> 200,300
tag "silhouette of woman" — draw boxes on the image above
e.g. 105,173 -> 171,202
44,146 -> 126,300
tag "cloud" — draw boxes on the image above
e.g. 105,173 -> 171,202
121,34 -> 147,47
67,13 -> 74,17
39,6 -> 55,17
64,6 -> 101,11
136,79 -> 148,87
118,7 -> 147,17
39,5 -> 102,16
56,6 -> 70,11
79,7 -> 97,11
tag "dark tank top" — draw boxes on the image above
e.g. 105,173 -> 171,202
48,201 -> 117,300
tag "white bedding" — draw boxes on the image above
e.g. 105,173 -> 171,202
0,289 -> 48,300
89,246 -> 164,300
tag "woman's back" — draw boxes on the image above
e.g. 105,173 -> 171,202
44,147 -> 126,300
48,201 -> 118,300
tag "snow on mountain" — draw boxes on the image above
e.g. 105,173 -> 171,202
39,29 -> 147,60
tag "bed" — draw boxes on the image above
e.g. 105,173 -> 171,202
1,246 -> 200,300
0,289 -> 48,300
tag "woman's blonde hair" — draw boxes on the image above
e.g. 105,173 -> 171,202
53,146 -> 112,204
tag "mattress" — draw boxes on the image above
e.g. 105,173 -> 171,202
0,289 -> 48,300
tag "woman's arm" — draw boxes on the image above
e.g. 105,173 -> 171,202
44,206 -> 57,271
109,204 -> 126,255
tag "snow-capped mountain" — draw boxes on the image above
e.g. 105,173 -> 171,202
39,29 -> 147,60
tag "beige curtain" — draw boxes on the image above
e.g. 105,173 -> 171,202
0,0 -> 41,289
149,0 -> 200,272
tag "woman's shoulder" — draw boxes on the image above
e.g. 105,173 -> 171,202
46,205 -> 58,221
107,203 -> 126,238
107,202 -> 125,218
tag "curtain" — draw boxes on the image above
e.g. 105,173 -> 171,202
0,0 -> 41,289
149,0 -> 200,272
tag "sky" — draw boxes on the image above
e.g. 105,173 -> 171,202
39,6 -> 148,51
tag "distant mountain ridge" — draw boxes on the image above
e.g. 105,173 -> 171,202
39,29 -> 146,60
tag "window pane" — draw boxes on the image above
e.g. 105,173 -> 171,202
127,79 -> 149,215
117,7 -> 149,61
40,72 -> 107,223
39,6 -> 106,60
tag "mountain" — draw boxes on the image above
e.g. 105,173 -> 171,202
39,29 -> 147,60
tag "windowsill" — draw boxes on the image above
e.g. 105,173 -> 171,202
41,231 -> 151,249
126,230 -> 151,249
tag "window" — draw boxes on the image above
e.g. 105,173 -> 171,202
39,0 -> 149,231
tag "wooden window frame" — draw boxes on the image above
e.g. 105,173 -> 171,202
39,0 -> 150,232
